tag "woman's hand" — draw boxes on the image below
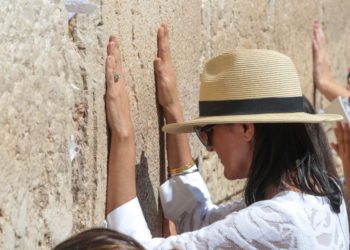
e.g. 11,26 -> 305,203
153,24 -> 193,172
106,35 -> 134,139
332,122 -> 350,181
154,24 -> 181,117
312,20 -> 350,100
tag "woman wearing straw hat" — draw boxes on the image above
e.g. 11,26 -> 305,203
104,24 -> 349,249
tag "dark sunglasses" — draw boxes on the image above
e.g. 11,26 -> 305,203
194,124 -> 215,149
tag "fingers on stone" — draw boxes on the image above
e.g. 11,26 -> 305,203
106,56 -> 116,87
315,23 -> 325,44
312,20 -> 322,44
107,41 -> 115,56
157,26 -> 164,57
162,23 -> 169,37
109,35 -> 117,43
154,58 -> 162,71
158,24 -> 170,60
107,35 -> 122,69
312,36 -> 318,51
312,27 -> 321,50
113,39 -> 122,70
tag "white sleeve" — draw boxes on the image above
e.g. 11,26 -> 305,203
159,166 -> 246,233
105,198 -> 152,243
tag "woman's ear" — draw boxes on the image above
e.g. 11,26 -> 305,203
242,123 -> 255,142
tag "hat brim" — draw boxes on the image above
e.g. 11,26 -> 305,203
162,112 -> 343,134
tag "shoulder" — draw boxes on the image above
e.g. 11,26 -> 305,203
228,193 -> 303,232
224,192 -> 319,247
202,193 -> 306,249
224,191 -> 347,248
235,191 -> 328,226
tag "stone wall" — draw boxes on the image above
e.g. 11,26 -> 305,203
0,0 -> 349,249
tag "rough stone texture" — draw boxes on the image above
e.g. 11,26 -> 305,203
0,0 -> 349,249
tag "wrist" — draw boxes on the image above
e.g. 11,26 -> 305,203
111,129 -> 135,142
317,81 -> 331,92
163,105 -> 184,123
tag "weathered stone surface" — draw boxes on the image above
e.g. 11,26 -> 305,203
0,0 -> 349,249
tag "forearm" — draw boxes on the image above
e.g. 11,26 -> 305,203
106,132 -> 137,215
163,105 -> 193,169
318,80 -> 350,101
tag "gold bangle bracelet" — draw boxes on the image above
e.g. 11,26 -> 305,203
168,160 -> 195,176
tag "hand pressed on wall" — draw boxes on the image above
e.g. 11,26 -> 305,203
154,24 -> 181,116
154,24 -> 192,236
105,35 -> 134,138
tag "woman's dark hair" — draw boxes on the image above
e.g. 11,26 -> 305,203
245,98 -> 342,212
302,97 -> 339,179
53,228 -> 145,250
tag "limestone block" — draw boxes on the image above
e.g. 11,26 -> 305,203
0,0 -> 202,248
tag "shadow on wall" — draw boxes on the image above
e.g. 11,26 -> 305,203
136,151 -> 161,236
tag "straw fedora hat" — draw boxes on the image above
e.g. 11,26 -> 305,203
163,49 -> 342,134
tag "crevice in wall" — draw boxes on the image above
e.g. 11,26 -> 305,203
131,21 -> 144,70
131,83 -> 149,153
97,0 -> 104,27
71,95 -> 90,231
68,17 -> 86,53
89,90 -> 99,222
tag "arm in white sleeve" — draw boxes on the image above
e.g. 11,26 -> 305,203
105,198 -> 152,243
159,165 -> 246,233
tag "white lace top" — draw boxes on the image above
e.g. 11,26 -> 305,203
105,166 -> 349,249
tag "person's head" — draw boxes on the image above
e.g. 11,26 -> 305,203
53,228 -> 145,250
196,120 -> 342,212
163,49 -> 343,212
195,123 -> 254,179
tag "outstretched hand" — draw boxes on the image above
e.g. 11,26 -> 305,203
312,20 -> 332,91
105,35 -> 134,138
154,24 -> 181,116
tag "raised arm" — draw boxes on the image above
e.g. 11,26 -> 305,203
312,20 -> 350,101
105,36 -> 136,215
154,24 -> 192,169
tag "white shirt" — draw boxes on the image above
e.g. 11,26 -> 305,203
105,166 -> 350,249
